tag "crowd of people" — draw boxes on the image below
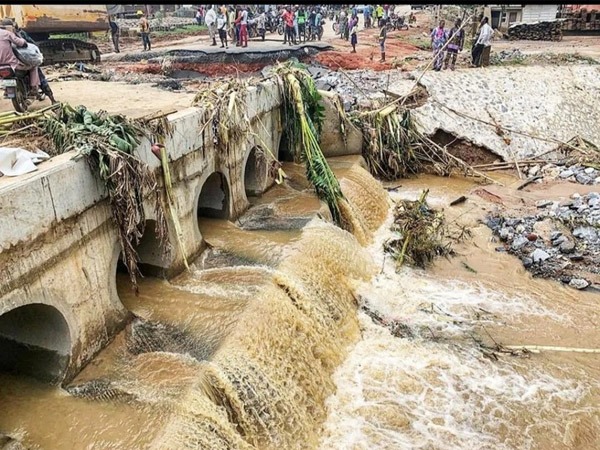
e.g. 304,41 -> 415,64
106,5 -> 495,73
430,16 -> 494,71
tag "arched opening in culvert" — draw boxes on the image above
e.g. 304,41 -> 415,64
197,172 -> 230,220
0,304 -> 71,384
114,219 -> 171,292
244,146 -> 268,198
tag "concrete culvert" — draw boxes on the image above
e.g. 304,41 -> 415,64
0,304 -> 71,384
244,146 -> 268,197
198,172 -> 230,219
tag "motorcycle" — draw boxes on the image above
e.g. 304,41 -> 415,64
385,14 -> 409,31
265,15 -> 277,33
276,17 -> 284,35
0,65 -> 45,112
307,22 -> 324,41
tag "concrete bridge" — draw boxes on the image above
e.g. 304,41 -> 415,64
0,79 -> 362,384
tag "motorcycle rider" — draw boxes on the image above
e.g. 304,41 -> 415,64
0,19 -> 42,100
12,20 -> 56,103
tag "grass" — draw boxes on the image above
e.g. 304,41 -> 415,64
403,35 -> 432,50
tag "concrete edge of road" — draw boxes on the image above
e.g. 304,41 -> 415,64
103,43 -> 335,64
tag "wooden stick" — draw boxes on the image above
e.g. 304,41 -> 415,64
516,175 -> 542,190
504,345 -> 600,354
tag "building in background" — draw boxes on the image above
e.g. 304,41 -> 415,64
484,4 -> 560,31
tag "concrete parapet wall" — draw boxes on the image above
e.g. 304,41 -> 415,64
0,78 -> 290,383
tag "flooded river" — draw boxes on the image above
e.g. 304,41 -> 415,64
1,166 -> 599,449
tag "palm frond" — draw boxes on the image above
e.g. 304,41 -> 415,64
273,63 -> 348,230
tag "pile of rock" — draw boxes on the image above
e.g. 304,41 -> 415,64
508,20 -> 563,41
116,16 -> 197,33
490,48 -> 527,65
526,162 -> 600,185
305,66 -> 416,111
487,191 -> 600,290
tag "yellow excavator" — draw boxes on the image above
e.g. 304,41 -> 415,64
0,5 -> 109,65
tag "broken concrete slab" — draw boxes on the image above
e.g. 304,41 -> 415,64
413,65 -> 600,161
318,92 -> 363,157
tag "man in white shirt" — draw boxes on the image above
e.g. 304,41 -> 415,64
205,5 -> 217,46
239,6 -> 248,47
472,17 -> 493,67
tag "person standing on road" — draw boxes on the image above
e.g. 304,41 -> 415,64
293,6 -> 300,44
472,17 -> 493,67
363,5 -> 372,28
430,19 -> 447,71
297,7 -> 307,43
444,18 -> 464,71
256,11 -> 266,40
216,9 -> 228,49
233,6 -> 242,47
228,6 -> 236,36
314,8 -> 323,41
283,7 -> 295,46
338,9 -> 346,38
205,5 -> 217,46
376,5 -> 384,26
239,5 -> 248,48
108,15 -> 120,53
350,17 -> 358,53
137,11 -> 151,52
378,20 -> 387,62
308,9 -> 316,38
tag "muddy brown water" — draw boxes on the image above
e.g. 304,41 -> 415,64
1,167 -> 599,449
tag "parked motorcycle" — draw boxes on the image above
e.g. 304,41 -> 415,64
0,65 -> 44,112
386,14 -> 409,31
307,23 -> 324,41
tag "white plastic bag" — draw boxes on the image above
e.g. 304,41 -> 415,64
0,147 -> 49,177
12,42 -> 44,67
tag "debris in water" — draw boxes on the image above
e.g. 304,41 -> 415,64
450,195 -> 467,206
360,302 -> 415,339
383,189 -> 454,269
66,379 -> 138,402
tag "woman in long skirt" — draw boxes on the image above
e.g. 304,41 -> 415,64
430,20 -> 447,71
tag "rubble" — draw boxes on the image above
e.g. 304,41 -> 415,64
116,16 -> 197,33
304,65 -> 418,111
526,162 -> 600,186
487,191 -> 600,290
508,20 -> 563,41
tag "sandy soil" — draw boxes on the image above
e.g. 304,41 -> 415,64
0,81 -> 196,118
494,35 -> 600,58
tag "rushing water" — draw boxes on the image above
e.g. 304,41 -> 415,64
319,177 -> 600,450
1,165 -> 599,449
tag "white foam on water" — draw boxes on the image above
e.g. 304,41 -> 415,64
319,192 -> 597,450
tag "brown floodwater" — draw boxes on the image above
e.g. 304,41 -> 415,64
1,167 -> 599,450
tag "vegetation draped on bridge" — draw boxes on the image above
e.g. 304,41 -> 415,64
274,62 -> 349,231
43,105 -> 169,290
1,103 -> 170,291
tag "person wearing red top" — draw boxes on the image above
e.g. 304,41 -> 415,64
282,7 -> 295,45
